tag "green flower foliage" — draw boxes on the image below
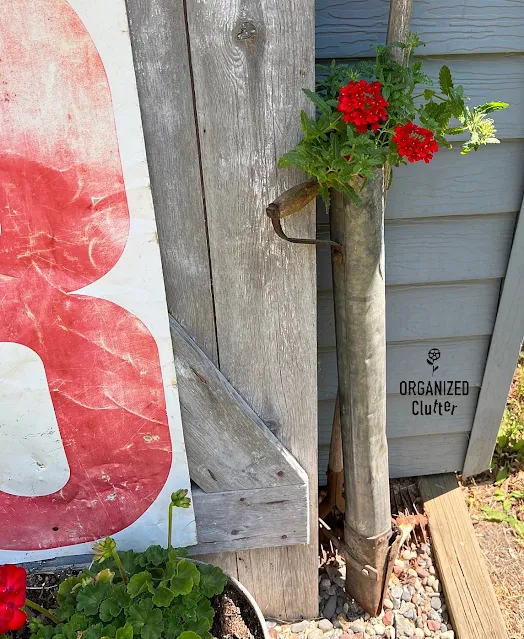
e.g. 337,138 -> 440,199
29,547 -> 227,639
279,33 -> 507,209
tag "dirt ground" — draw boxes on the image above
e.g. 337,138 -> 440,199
462,472 -> 524,639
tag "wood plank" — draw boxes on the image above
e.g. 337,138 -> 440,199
318,389 -> 480,444
318,281 -> 501,348
190,485 -> 308,555
319,434 -> 469,483
185,0 -> 318,619
317,214 -> 516,290
463,195 -> 524,476
126,0 -> 218,362
316,0 -> 524,58
318,337 -> 491,401
170,316 -> 307,492
419,474 -> 509,639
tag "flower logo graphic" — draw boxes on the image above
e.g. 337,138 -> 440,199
427,348 -> 441,374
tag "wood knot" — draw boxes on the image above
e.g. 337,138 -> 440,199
236,21 -> 257,41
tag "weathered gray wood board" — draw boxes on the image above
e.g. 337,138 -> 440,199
185,0 -> 318,618
419,474 -> 509,639
317,213 -> 515,290
170,317 -> 307,493
190,485 -> 308,555
318,337 -> 490,401
318,281 -> 501,348
126,0 -> 217,362
316,0 -> 524,58
129,0 -> 318,618
463,195 -> 524,477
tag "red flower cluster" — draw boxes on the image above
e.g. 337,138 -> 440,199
392,122 -> 439,164
0,565 -> 27,634
337,80 -> 389,134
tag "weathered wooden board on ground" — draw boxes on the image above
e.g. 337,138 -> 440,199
184,0 -> 318,618
463,191 -> 524,477
316,0 -> 524,58
419,474 -> 509,639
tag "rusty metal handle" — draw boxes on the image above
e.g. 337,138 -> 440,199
266,180 -> 343,254
266,179 -> 319,220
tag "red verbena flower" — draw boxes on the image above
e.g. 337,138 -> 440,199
392,122 -> 439,164
337,80 -> 389,134
0,565 -> 27,633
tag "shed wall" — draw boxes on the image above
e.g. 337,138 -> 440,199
315,0 -> 524,481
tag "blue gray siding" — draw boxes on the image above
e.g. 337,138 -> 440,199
316,0 -> 524,481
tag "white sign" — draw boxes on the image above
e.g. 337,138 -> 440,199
0,0 -> 196,562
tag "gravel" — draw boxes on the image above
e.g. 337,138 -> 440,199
266,538 -> 454,639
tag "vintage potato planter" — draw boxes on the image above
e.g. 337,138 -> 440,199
14,555 -> 269,639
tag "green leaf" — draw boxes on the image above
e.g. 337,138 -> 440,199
139,546 -> 168,568
438,65 -> 453,96
84,623 -> 105,639
76,582 -> 110,617
303,89 -> 331,115
480,506 -> 510,522
423,89 -> 436,100
102,625 -> 118,639
178,632 -> 202,639
99,597 -> 124,622
116,623 -> 134,639
445,126 -> 465,136
57,575 -> 84,604
151,585 -> 176,608
141,611 -> 164,639
197,564 -> 228,598
111,583 -> 131,610
474,101 -> 508,115
127,572 -> 153,598
129,600 -> 159,636
55,603 -> 76,622
300,110 -> 309,133
170,560 -> 201,597
495,467 -> 509,484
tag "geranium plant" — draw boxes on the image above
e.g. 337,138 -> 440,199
0,491 -> 227,639
279,33 -> 508,209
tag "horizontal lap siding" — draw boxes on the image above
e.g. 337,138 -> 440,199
315,0 -> 524,481
316,0 -> 524,58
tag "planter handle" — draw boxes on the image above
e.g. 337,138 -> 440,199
266,180 -> 343,254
